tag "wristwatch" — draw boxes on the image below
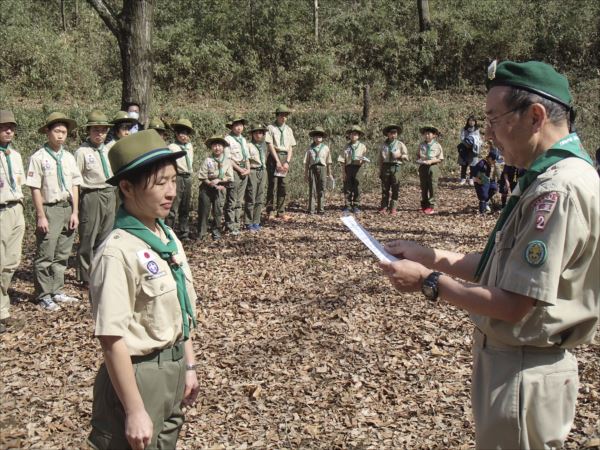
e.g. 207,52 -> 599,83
421,271 -> 442,302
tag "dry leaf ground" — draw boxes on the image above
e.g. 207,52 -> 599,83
1,179 -> 598,449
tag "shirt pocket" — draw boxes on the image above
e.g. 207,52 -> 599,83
139,275 -> 179,341
491,230 -> 516,286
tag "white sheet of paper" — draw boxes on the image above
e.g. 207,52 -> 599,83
340,215 -> 398,263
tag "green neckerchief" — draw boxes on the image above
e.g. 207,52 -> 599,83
113,207 -> 197,339
176,141 -> 192,173
425,140 -> 436,159
44,145 -> 67,192
386,139 -> 397,162
311,143 -> 324,165
350,142 -> 360,161
252,140 -> 265,167
211,154 -> 225,179
230,133 -> 248,160
89,140 -> 110,179
0,144 -> 16,190
276,123 -> 286,148
475,133 -> 592,281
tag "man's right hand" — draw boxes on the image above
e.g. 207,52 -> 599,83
125,408 -> 153,450
384,240 -> 426,261
36,216 -> 49,234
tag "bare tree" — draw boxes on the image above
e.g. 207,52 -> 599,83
86,0 -> 155,123
417,0 -> 431,32
314,0 -> 319,44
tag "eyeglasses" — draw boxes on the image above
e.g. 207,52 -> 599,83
484,104 -> 528,129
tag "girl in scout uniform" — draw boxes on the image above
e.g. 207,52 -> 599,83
416,125 -> 444,215
0,110 -> 25,333
341,125 -> 367,213
147,117 -> 168,141
244,124 -> 268,231
166,118 -> 195,240
304,127 -> 333,214
378,124 -> 409,215
224,118 -> 250,234
74,110 -> 115,284
88,130 -> 199,450
197,136 -> 234,241
457,115 -> 482,186
26,112 -> 83,311
105,111 -> 137,151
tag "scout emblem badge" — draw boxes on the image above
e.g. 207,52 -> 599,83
524,240 -> 547,266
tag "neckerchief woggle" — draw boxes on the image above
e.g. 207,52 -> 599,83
474,133 -> 592,280
114,207 -> 197,339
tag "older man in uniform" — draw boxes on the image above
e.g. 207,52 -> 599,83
380,60 -> 599,449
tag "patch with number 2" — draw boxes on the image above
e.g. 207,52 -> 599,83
533,192 -> 559,231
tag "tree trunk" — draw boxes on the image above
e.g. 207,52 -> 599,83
61,0 -> 67,32
314,0 -> 319,45
417,0 -> 431,32
362,84 -> 370,125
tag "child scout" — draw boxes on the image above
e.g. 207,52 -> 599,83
224,117 -> 251,234
166,118 -> 195,240
471,148 -> 500,214
74,110 -> 115,284
26,112 -> 82,311
340,125 -> 368,213
245,124 -> 268,231
265,104 -> 296,221
303,126 -> 333,214
0,110 -> 25,333
197,136 -> 234,241
378,124 -> 408,215
416,125 -> 444,215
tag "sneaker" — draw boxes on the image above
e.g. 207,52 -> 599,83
468,179 -> 475,186
53,293 -> 79,303
378,208 -> 387,215
389,208 -> 398,216
459,178 -> 467,185
424,207 -> 436,215
39,296 -> 61,311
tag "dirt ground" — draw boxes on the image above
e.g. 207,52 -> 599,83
1,180 -> 598,449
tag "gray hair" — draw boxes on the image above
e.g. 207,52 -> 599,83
504,87 -> 571,126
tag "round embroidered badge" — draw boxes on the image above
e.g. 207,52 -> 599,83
524,240 -> 547,267
147,261 -> 160,274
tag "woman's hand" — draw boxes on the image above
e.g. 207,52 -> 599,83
125,408 -> 153,450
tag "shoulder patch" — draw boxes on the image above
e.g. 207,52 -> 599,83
524,240 -> 547,266
533,191 -> 559,231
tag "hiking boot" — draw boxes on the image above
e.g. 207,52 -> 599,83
53,293 -> 79,303
39,296 -> 61,311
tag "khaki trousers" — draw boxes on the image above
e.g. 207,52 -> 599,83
34,202 -> 75,300
245,168 -> 266,225
418,163 -> 440,208
77,188 -> 116,283
471,328 -> 578,450
0,203 -> 25,319
308,164 -> 327,213
380,164 -> 402,210
224,171 -> 247,232
197,184 -> 225,240
166,174 -> 192,238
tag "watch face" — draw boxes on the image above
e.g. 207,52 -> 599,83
423,284 -> 434,298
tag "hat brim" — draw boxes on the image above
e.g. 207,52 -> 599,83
228,119 -> 248,127
250,128 -> 267,133
275,110 -> 292,115
171,124 -> 195,135
309,131 -> 328,138
107,148 -> 186,186
38,118 -> 77,134
383,125 -> 402,135
205,138 -> 229,148
346,129 -> 364,136
419,126 -> 439,135
84,122 -> 111,128
111,118 -> 138,126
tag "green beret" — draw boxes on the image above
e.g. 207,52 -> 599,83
486,60 -> 572,108
107,130 -> 185,186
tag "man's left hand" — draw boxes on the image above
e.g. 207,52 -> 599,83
379,260 -> 431,292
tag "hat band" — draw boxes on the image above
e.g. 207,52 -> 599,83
115,147 -> 172,176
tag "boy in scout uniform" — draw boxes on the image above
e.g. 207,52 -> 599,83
166,118 -> 195,240
341,125 -> 367,213
265,105 -> 296,221
416,125 -> 444,214
380,60 -> 599,449
26,112 -> 83,311
0,110 -> 25,333
245,124 -> 268,231
197,136 -> 234,241
304,127 -> 333,214
224,117 -> 250,234
378,124 -> 409,215
74,111 -> 115,284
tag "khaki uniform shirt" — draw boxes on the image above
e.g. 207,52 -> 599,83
197,155 -> 234,185
417,141 -> 444,162
304,144 -> 332,167
341,142 -> 367,165
169,142 -> 194,175
26,146 -> 82,203
0,144 -> 25,203
74,141 -> 113,190
378,140 -> 409,165
265,123 -> 296,154
104,139 -> 117,153
90,228 -> 197,356
248,142 -> 267,169
224,134 -> 250,168
474,157 -> 600,348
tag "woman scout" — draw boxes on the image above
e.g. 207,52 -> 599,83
341,125 -> 367,213
197,135 -> 234,241
74,110 -> 115,284
166,118 -> 195,240
105,111 -> 137,151
245,123 -> 268,231
26,112 -> 82,311
88,130 -> 199,450
303,126 -> 332,214
224,117 -> 250,234
265,104 -> 296,221
378,124 -> 408,215
0,110 -> 25,333
380,60 -> 599,450
416,125 -> 444,214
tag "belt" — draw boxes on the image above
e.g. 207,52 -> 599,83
82,186 -> 114,193
43,200 -> 71,207
0,201 -> 21,210
177,173 -> 192,178
475,328 -> 564,353
131,342 -> 184,364
383,162 -> 401,166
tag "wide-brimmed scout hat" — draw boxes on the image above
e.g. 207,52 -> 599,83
148,117 -> 167,132
383,124 -> 402,135
249,123 -> 267,133
0,110 -> 17,126
38,112 -> 77,134
171,118 -> 195,134
205,135 -> 229,148
106,130 -> 186,186
274,104 -> 292,115
83,110 -> 110,128
486,60 -> 572,108
419,125 -> 439,135
111,111 -> 137,126
227,116 -> 248,128
309,126 -> 328,138
346,125 -> 365,136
